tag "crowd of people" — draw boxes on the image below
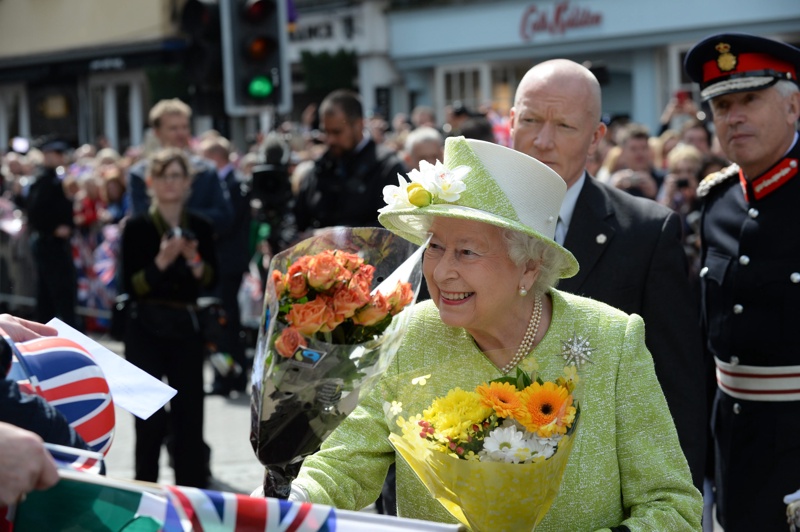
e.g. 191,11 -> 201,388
0,29 -> 798,531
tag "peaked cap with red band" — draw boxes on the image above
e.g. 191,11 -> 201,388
684,32 -> 800,101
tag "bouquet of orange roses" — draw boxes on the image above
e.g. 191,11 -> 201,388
386,364 -> 581,532
251,227 -> 427,498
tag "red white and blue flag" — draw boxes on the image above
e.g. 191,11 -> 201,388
5,335 -> 115,454
165,486 -> 337,532
45,442 -> 104,475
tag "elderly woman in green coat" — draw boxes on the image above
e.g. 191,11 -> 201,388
288,137 -> 702,531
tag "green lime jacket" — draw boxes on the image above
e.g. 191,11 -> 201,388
295,289 -> 703,531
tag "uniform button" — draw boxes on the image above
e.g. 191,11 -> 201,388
792,272 -> 800,284
738,255 -> 750,266
700,266 -> 709,278
730,356 -> 739,366
733,304 -> 744,314
748,208 -> 759,219
733,403 -> 742,414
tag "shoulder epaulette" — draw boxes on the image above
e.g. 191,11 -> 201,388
697,164 -> 739,198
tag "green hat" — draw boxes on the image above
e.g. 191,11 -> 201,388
378,137 -> 578,279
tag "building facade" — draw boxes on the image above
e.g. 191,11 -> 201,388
0,0 -> 191,152
385,0 -> 800,131
1,0 -> 799,151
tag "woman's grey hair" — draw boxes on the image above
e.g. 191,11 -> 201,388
503,229 -> 568,294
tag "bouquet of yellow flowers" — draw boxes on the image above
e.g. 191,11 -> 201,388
387,364 -> 581,532
251,227 -> 427,498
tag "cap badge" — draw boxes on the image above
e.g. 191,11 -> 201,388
715,42 -> 737,72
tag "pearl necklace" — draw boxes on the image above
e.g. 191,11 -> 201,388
500,294 -> 542,375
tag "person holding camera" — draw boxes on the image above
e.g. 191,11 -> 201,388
119,147 -> 217,488
659,143 -> 704,215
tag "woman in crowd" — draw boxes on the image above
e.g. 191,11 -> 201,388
658,143 -> 704,216
119,147 -> 216,488
288,137 -> 702,530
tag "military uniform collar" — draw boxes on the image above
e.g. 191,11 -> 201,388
739,132 -> 800,202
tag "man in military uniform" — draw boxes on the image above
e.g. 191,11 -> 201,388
24,139 -> 78,329
685,33 -> 800,531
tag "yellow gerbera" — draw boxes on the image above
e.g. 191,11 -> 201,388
517,382 -> 575,438
476,381 -> 523,418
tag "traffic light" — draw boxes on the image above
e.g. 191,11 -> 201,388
220,0 -> 291,116
181,0 -> 224,116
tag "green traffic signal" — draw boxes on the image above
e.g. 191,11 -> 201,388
248,75 -> 274,99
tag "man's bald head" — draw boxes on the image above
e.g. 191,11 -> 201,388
510,59 -> 607,187
515,59 -> 603,124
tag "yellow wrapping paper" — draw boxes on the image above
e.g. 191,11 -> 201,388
389,429 -> 576,532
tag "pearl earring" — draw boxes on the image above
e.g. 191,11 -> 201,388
519,286 -> 528,297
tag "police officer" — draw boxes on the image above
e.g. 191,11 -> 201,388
25,138 -> 78,329
685,33 -> 800,531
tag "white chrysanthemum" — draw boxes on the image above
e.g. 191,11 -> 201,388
481,425 -> 528,463
378,174 -> 414,213
524,434 -> 561,460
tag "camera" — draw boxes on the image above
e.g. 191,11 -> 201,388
676,178 -> 690,189
165,227 -> 196,240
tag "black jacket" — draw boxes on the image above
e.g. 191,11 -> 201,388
25,166 -> 73,236
559,175 -> 707,492
295,139 -> 405,231
698,139 -> 800,531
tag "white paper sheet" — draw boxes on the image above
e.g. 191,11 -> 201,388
48,319 -> 177,420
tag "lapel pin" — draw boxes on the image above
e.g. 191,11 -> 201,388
596,233 -> 607,244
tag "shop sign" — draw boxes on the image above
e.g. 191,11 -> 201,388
89,58 -> 125,71
520,1 -> 602,42
290,21 -> 334,42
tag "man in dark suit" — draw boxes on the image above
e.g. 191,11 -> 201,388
201,135 -> 251,396
294,90 -> 406,233
685,33 -> 800,531
25,139 -> 79,329
510,59 -> 707,492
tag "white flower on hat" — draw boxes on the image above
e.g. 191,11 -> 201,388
423,160 -> 469,203
379,160 -> 470,213
379,174 -> 415,213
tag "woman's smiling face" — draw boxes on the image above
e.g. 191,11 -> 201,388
423,217 -> 526,336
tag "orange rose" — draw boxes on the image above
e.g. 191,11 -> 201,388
386,280 -> 414,315
353,292 -> 391,326
271,270 -> 286,298
332,285 -> 371,320
307,253 -> 341,291
312,295 -> 341,333
335,251 -> 364,271
274,327 -> 307,358
349,264 -> 375,300
286,271 -> 309,299
286,297 -> 333,335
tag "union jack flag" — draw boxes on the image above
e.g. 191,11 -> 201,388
45,442 -> 104,475
164,486 -> 337,532
5,335 -> 115,454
